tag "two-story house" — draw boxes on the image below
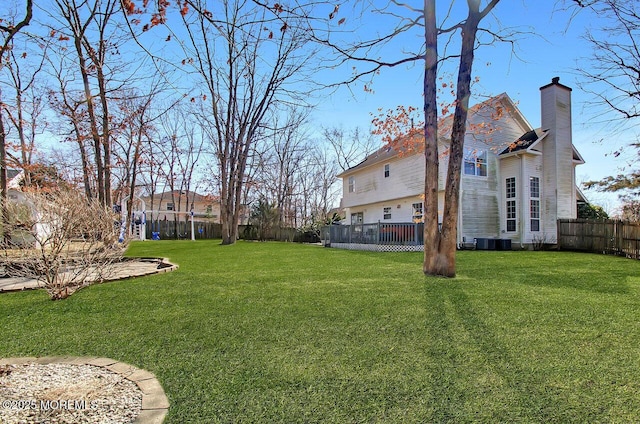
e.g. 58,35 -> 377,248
141,190 -> 221,223
337,77 -> 586,248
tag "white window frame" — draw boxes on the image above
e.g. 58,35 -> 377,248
351,212 -> 363,225
348,176 -> 355,193
412,202 -> 423,222
506,200 -> 517,232
530,200 -> 540,232
530,176 -> 540,232
464,148 -> 488,177
506,177 -> 516,232
530,176 -> 540,199
384,163 -> 390,178
383,207 -> 392,220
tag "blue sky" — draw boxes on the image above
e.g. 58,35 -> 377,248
311,0 -> 631,213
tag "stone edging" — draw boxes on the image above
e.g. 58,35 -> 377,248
0,257 -> 178,293
0,356 -> 169,424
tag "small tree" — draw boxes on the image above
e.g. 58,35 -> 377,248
2,188 -> 124,300
577,203 -> 610,220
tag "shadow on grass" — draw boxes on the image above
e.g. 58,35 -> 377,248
423,280 -> 577,422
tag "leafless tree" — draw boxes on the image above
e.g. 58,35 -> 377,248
571,0 -> 640,198
145,105 -> 206,238
45,0 -> 141,207
571,0 -> 640,123
164,0 -> 317,244
323,126 -> 378,172
1,33 -> 49,187
1,0 -> 33,242
298,143 -> 341,226
253,106 -> 311,227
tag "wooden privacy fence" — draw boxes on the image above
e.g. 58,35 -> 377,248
557,219 -> 640,259
146,220 -> 222,240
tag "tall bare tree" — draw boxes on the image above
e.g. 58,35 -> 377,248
167,0 -> 317,244
571,0 -> 640,199
2,32 -> 49,187
46,0 -> 135,207
323,126 -> 378,172
0,0 -> 32,243
254,106 -> 311,227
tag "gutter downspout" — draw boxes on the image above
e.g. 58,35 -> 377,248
518,153 -> 526,249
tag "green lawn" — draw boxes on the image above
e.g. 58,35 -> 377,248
2,241 -> 640,423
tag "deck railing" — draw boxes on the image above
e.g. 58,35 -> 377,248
322,222 -> 424,246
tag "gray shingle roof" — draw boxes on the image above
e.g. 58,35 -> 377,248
499,128 -> 548,155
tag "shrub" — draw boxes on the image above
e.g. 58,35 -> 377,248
1,189 -> 125,300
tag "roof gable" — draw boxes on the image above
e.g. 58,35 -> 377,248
340,93 -> 531,177
499,128 -> 549,155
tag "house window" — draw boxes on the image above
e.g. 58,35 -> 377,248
530,177 -> 540,232
464,149 -> 487,176
351,212 -> 363,225
412,202 -> 423,222
530,200 -> 540,232
384,163 -> 390,178
506,177 -> 516,232
166,202 -> 175,211
530,176 -> 540,199
507,201 -> 517,232
383,207 -> 392,220
206,205 -> 213,213
348,176 -> 355,193
506,177 -> 516,199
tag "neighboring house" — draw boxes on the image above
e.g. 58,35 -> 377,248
338,77 -> 586,247
7,169 -> 29,211
5,169 -> 51,248
140,190 -> 249,224
140,190 -> 220,222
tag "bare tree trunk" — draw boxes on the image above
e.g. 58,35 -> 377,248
73,30 -> 106,205
424,0 -> 498,277
0,112 -> 8,245
422,0 -> 442,275
98,70 -> 112,207
437,7 -> 481,276
0,0 -> 32,243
